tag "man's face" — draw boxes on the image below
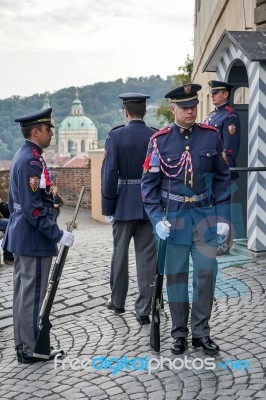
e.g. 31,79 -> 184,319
35,124 -> 53,149
170,104 -> 197,127
211,90 -> 229,107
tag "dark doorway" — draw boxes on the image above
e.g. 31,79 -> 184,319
228,60 -> 249,239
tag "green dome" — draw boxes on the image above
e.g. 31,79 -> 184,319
59,93 -> 97,132
59,115 -> 96,131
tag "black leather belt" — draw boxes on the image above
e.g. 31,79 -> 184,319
161,190 -> 208,203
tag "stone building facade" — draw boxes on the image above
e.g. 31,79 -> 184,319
192,0 -> 256,120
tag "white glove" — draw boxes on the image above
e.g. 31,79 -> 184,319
156,220 -> 171,240
105,216 -> 114,224
59,231 -> 74,247
217,222 -> 229,237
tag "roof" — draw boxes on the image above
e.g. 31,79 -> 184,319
59,93 -> 97,132
203,30 -> 266,72
0,160 -> 12,171
59,115 -> 97,131
52,156 -> 88,168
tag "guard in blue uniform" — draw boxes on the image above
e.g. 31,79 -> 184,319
204,80 -> 241,254
204,80 -> 240,180
1,108 -> 74,363
101,93 -> 157,325
142,84 -> 231,355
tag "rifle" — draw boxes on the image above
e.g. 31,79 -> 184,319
150,179 -> 170,353
150,238 -> 167,353
34,186 -> 85,358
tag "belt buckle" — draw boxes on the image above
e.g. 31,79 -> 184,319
184,196 -> 194,203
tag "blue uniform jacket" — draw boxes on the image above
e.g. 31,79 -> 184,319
2,140 -> 63,256
204,103 -> 240,179
101,120 -> 157,220
141,123 -> 231,245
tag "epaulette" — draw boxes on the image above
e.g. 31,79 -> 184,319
225,105 -> 235,112
198,123 -> 218,132
151,126 -> 172,139
110,124 -> 125,131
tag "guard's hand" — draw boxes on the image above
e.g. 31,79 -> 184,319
156,220 -> 171,240
217,222 -> 229,237
59,231 -> 74,247
105,216 -> 114,224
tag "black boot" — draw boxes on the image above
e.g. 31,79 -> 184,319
3,251 -> 14,265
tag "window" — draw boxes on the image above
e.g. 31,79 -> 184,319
233,87 -> 249,105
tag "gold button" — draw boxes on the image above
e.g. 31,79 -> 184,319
167,158 -> 171,162
188,169 -> 192,172
207,152 -> 210,157
185,135 -> 189,139
180,128 -> 184,134
185,146 -> 190,151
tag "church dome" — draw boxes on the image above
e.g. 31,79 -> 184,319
58,92 -> 98,158
59,93 -> 97,131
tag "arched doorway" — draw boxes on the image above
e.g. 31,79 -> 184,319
203,30 -> 266,251
227,59 -> 249,240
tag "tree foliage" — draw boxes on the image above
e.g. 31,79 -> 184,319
156,55 -> 194,125
0,75 -> 174,158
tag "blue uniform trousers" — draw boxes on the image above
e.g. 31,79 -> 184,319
166,228 -> 218,338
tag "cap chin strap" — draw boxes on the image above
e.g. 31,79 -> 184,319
171,95 -> 198,103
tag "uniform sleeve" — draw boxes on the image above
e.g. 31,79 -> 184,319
212,138 -> 232,223
222,113 -> 240,167
141,139 -> 164,227
101,132 -> 119,216
18,159 -> 63,242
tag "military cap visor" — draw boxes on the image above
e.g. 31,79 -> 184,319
165,84 -> 202,108
208,80 -> 233,94
14,107 -> 54,128
119,92 -> 150,104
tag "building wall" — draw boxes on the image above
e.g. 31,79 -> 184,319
59,129 -> 98,157
89,150 -> 105,223
0,167 -> 91,209
255,0 -> 266,30
0,170 -> 10,202
192,0 -> 256,120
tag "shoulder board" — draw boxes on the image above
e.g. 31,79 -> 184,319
198,123 -> 218,132
225,105 -> 235,112
110,124 -> 125,131
151,126 -> 172,139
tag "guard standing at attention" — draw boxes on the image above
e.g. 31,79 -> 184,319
101,93 -> 157,325
1,108 -> 74,363
204,80 -> 241,254
204,80 -> 240,181
141,84 -> 231,355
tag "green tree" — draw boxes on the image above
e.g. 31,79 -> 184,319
156,55 -> 194,125
0,139 -> 12,160
0,75 -> 174,160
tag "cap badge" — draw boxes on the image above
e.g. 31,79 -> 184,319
184,85 -> 191,94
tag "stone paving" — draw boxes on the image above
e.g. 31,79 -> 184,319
0,206 -> 266,400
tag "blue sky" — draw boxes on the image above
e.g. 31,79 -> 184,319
0,0 -> 194,99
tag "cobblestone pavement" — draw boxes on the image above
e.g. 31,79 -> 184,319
0,206 -> 266,400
